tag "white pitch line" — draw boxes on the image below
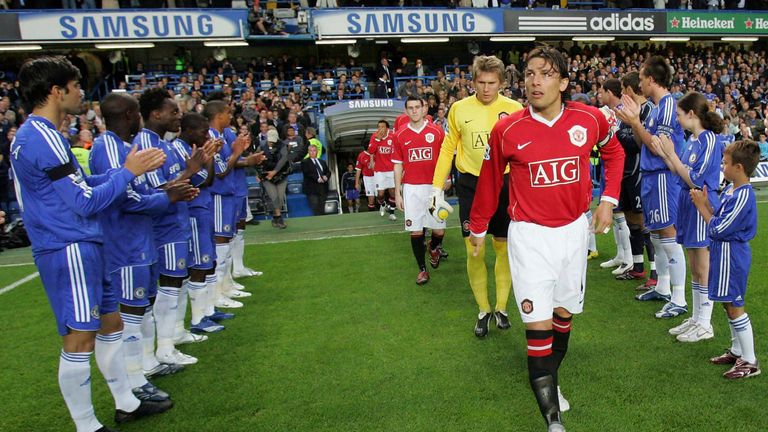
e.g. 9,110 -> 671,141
0,262 -> 35,268
0,272 -> 39,296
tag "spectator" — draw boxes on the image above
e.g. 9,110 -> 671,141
284,126 -> 307,170
758,133 -> 768,161
69,134 -> 91,176
301,145 -> 331,216
304,127 -> 323,160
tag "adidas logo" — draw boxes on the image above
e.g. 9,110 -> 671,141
124,336 -> 140,342
736,296 -> 743,301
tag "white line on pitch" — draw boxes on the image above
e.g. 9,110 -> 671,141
0,262 -> 35,268
0,272 -> 39,296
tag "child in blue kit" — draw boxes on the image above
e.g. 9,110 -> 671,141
690,140 -> 760,380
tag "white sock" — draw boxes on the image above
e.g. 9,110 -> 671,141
154,286 -> 180,358
141,305 -> 160,371
611,216 -> 621,259
224,251 -> 237,289
232,229 -> 246,273
588,232 -> 596,253
59,351 -> 102,432
174,280 -> 189,338
215,243 -> 231,296
698,283 -> 713,328
728,315 -> 743,357
205,274 -> 217,316
650,234 -> 671,295
732,314 -> 756,364
188,280 -> 208,325
691,282 -> 701,323
95,332 -> 141,413
661,237 -> 687,287
120,312 -> 148,389
615,215 -> 631,265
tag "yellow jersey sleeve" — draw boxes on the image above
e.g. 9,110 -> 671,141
431,95 -> 523,188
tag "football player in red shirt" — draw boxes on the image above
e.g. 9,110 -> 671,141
368,120 -> 397,220
393,96 -> 447,285
469,46 -> 624,431
354,146 -> 376,211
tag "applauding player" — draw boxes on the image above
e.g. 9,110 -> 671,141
392,96 -> 446,285
469,46 -> 624,431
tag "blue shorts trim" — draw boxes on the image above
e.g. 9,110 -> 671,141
35,242 -> 110,336
641,171 -> 680,230
236,195 -> 247,223
189,213 -> 215,270
157,242 -> 190,278
213,194 -> 235,238
109,264 -> 153,307
675,192 -> 711,248
708,241 -> 750,307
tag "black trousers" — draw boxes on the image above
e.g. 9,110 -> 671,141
307,193 -> 326,216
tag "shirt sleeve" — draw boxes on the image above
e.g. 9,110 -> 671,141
120,187 -> 171,216
468,121 -> 506,237
656,97 -> 677,138
391,136 -> 403,164
137,134 -> 167,188
367,135 -> 378,155
709,188 -> 753,240
432,103 -> 460,188
689,131 -> 719,189
596,109 -> 625,206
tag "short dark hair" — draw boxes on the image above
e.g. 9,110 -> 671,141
601,79 -> 622,100
724,140 -> 760,177
377,119 -> 390,128
101,93 -> 138,127
621,71 -> 641,94
203,100 -> 230,121
641,56 -> 672,89
138,88 -> 171,121
19,56 -> 81,112
526,44 -> 569,102
181,112 -> 208,134
405,95 -> 424,106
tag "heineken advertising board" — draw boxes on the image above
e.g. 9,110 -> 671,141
667,11 -> 768,34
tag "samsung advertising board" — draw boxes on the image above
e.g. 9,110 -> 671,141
313,9 -> 503,37
17,9 -> 246,41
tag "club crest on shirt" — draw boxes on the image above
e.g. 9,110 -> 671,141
134,287 -> 146,299
689,153 -> 697,164
521,299 -> 533,314
425,133 -> 435,143
567,125 -> 588,147
91,305 -> 100,319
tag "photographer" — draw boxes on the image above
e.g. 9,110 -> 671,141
259,128 -> 290,229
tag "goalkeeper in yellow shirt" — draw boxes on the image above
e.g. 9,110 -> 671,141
430,55 -> 523,337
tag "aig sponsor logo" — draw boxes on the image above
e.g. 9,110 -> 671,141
528,156 -> 579,187
408,147 -> 433,162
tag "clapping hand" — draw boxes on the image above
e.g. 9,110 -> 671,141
689,186 -> 708,208
614,94 -> 640,126
231,133 -> 251,158
165,180 -> 199,203
124,145 -> 166,176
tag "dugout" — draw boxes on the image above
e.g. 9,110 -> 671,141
321,99 -> 405,207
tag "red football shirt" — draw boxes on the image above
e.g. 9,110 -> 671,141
355,150 -> 374,177
469,102 -> 625,232
395,113 -> 433,132
368,130 -> 395,173
391,121 -> 446,185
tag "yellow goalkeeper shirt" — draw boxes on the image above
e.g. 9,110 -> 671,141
431,94 -> 523,188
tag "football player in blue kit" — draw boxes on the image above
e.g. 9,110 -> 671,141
89,92 -> 198,402
11,57 -> 172,432
135,88 -> 211,367
615,56 -> 689,319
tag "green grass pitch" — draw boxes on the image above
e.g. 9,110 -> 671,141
0,205 -> 766,431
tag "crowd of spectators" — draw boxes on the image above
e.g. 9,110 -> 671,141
2,40 -> 768,219
2,0 -> 767,10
